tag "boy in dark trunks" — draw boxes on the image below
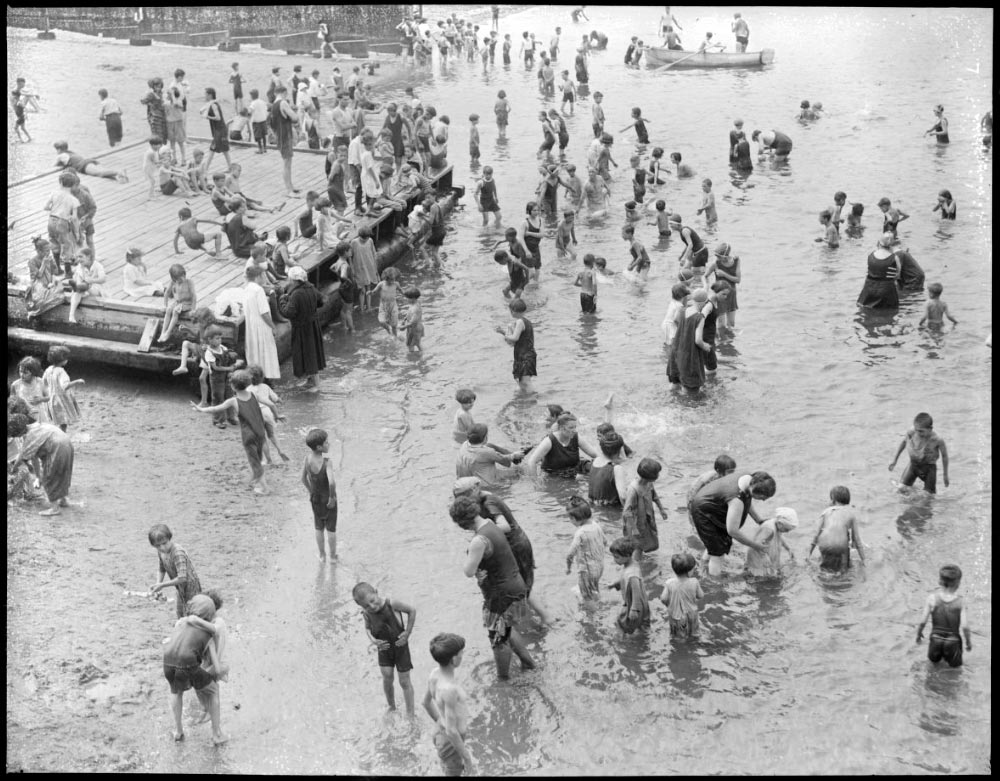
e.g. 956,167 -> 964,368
916,564 -> 972,667
353,582 -> 417,714
888,412 -> 950,493
301,428 -> 339,561
174,207 -> 224,257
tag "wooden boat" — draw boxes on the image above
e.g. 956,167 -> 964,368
645,47 -> 775,69
7,139 -> 463,374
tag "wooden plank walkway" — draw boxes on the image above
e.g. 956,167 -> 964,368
8,138 -> 444,316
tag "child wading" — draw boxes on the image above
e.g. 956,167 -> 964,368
301,428 -> 339,561
353,582 -> 416,714
916,564 -> 972,667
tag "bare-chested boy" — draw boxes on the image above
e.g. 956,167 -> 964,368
423,633 -> 473,776
808,485 -> 865,572
174,207 -> 224,257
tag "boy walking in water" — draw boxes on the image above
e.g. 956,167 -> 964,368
573,253 -> 597,313
808,485 -> 865,572
301,428 -> 338,561
916,564 -> 972,667
888,412 -> 950,493
918,282 -> 959,328
353,582 -> 416,714
423,633 -> 474,776
565,496 -> 606,600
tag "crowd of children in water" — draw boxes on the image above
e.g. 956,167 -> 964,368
7,5 -> 986,772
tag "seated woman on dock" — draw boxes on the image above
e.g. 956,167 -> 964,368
67,248 -> 107,324
24,237 -> 65,319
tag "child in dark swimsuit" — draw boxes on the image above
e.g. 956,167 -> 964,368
353,582 -> 417,713
916,564 -> 971,667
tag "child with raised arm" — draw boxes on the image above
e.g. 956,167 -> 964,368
808,486 -> 865,572
620,107 -> 650,145
918,282 -> 958,328
162,594 -> 227,745
660,552 -> 704,639
745,506 -> 798,577
353,582 -> 416,714
573,253 -> 597,313
888,412 -> 950,494
555,210 -> 578,260
609,537 -> 650,634
302,428 -> 338,561
191,369 -> 271,495
174,207 -> 224,257
148,523 -> 202,619
565,496 -> 606,600
423,633 -> 474,776
43,345 -> 84,431
622,458 -> 667,557
915,564 -> 972,668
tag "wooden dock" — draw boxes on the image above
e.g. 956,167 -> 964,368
8,137 -> 459,372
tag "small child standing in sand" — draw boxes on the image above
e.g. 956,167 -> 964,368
400,287 -> 425,352
452,389 -> 478,443
808,486 -> 865,572
888,412 -> 950,493
148,523 -> 202,619
301,428 -> 339,561
745,506 -> 798,577
915,564 -> 972,668
609,537 -> 650,634
42,345 -> 84,431
12,356 -> 51,424
918,282 -> 958,328
191,369 -> 271,495
660,553 -> 704,639
373,266 -> 402,338
353,581 -> 416,713
565,496 -> 606,600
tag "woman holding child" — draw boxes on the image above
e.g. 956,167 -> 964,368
689,471 -> 776,576
279,266 -> 326,391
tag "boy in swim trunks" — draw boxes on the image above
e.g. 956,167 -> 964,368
915,564 -> 972,668
888,412 -> 950,494
174,207 -> 224,257
161,594 -> 227,744
353,581 -> 416,714
423,633 -> 474,776
808,485 -> 865,572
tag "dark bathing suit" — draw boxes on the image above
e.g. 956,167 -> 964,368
927,595 -> 964,666
541,432 -> 580,478
308,460 -> 338,532
365,598 -> 413,671
511,317 -> 536,380
689,473 -> 753,556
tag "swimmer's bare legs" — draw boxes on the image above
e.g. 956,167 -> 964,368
170,692 -> 185,741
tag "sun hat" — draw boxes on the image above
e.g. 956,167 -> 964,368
877,232 -> 895,248
691,288 -> 708,303
668,212 -> 682,224
774,507 -> 800,531
453,477 -> 482,496
877,197 -> 891,206
287,266 -> 308,282
713,242 -> 731,257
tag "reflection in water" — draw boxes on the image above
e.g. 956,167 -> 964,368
894,491 -> 934,539
573,313 -> 600,359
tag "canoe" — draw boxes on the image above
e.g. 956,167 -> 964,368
646,47 -> 775,69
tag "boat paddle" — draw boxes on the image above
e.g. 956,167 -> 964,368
653,50 -> 703,71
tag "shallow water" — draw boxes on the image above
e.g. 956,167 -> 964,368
6,5 -> 992,774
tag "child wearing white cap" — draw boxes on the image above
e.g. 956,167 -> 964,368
745,507 -> 798,577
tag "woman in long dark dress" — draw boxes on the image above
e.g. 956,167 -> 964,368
667,288 -> 710,391
279,266 -> 326,391
857,233 -> 902,309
